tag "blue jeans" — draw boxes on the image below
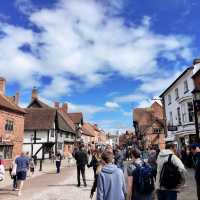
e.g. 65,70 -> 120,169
157,190 -> 177,200
133,192 -> 152,200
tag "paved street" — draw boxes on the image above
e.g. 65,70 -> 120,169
0,165 -> 198,200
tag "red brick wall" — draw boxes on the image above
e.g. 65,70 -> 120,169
0,109 -> 24,168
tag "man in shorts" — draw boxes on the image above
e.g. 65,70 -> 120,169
15,151 -> 29,196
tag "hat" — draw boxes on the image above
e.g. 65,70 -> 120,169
189,143 -> 200,149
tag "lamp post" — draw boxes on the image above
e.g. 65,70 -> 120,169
192,89 -> 200,143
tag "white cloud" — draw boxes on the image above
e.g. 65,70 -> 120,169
114,94 -> 147,103
0,0 -> 193,98
105,101 -> 120,109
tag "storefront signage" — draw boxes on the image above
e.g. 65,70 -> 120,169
168,126 -> 178,131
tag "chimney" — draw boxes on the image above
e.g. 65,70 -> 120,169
0,77 -> 6,94
54,101 -> 60,109
31,87 -> 38,100
193,58 -> 200,65
62,103 -> 68,113
14,92 -> 20,105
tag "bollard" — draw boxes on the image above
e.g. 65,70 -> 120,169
39,159 -> 43,171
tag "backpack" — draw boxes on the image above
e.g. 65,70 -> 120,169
160,154 -> 182,189
132,161 -> 155,195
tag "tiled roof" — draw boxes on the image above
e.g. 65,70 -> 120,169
0,93 -> 26,114
58,110 -> 76,133
24,108 -> 56,130
82,123 -> 95,137
68,112 -> 83,124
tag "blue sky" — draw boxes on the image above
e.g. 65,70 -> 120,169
0,0 -> 199,133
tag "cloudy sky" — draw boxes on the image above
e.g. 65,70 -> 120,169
0,0 -> 199,133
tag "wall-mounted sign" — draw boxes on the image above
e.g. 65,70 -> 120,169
168,126 -> 178,131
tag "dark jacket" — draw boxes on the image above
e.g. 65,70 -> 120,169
114,150 -> 124,170
75,149 -> 88,167
194,152 -> 200,184
88,155 -> 100,170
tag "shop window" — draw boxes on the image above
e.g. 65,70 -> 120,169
153,128 -> 162,134
5,120 -> 14,131
0,145 -> 13,159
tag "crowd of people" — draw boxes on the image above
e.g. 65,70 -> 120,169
73,143 -> 200,200
0,142 -> 200,200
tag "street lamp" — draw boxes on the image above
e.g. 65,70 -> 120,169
192,88 -> 200,142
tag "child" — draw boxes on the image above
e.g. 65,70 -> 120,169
30,157 -> 35,177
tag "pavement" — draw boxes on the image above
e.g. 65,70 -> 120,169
0,162 -> 198,200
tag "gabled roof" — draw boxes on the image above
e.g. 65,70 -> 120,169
0,93 -> 26,114
82,123 -> 95,137
159,67 -> 193,97
68,112 -> 83,124
58,110 -> 76,133
24,108 -> 56,130
27,98 -> 51,108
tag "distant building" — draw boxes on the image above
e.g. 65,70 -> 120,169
133,102 -> 165,150
23,88 -> 76,159
0,77 -> 26,167
160,66 -> 196,147
119,131 -> 136,148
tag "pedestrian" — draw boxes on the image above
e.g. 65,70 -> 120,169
55,152 -> 62,174
26,152 -> 31,177
30,157 -> 35,176
114,147 -> 124,171
190,143 -> 200,200
0,158 -> 5,182
105,144 -> 113,153
96,150 -> 126,200
15,151 -> 29,196
9,156 -> 18,190
156,143 -> 186,200
88,149 -> 101,178
74,144 -> 88,187
127,149 -> 154,200
90,158 -> 103,199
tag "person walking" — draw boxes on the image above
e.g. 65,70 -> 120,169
55,152 -> 62,174
15,151 -> 29,196
0,158 -> 5,182
114,147 -> 124,171
9,156 -> 18,190
88,149 -> 101,178
96,150 -> 126,200
190,143 -> 200,200
74,144 -> 88,187
29,157 -> 35,176
156,143 -> 186,200
127,149 -> 154,200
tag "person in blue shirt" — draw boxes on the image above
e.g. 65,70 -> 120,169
15,151 -> 29,196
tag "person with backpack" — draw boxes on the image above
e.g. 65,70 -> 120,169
156,143 -> 186,200
127,148 -> 154,200
190,143 -> 200,200
96,150 -> 126,200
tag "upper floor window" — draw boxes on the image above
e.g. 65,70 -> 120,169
169,111 -> 173,125
177,107 -> 181,125
153,128 -> 162,134
188,102 -> 194,122
184,80 -> 189,93
5,120 -> 14,132
182,103 -> 187,123
175,88 -> 179,100
168,94 -> 172,105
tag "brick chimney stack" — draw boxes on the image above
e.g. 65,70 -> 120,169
14,92 -> 20,105
0,77 -> 6,94
54,102 -> 60,109
31,87 -> 38,100
62,103 -> 68,113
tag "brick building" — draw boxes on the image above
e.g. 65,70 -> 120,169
133,102 -> 165,150
0,77 -> 26,168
